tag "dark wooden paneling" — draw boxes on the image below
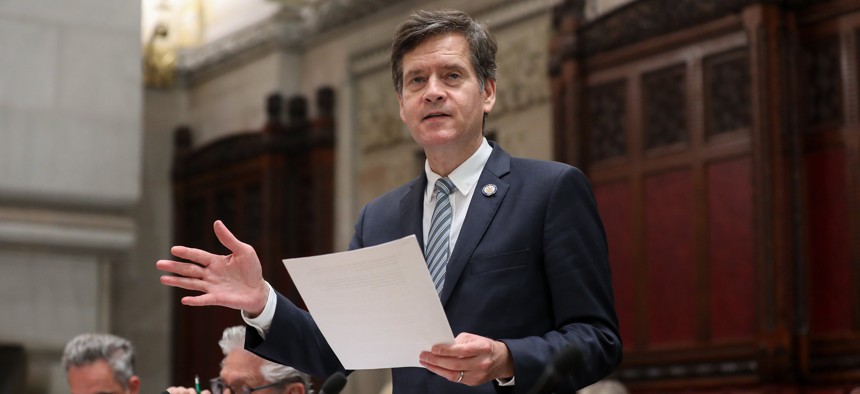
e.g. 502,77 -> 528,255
645,169 -> 697,347
170,90 -> 335,386
707,157 -> 756,341
805,149 -> 851,335
551,0 -> 859,390
797,6 -> 860,384
594,181 -> 636,350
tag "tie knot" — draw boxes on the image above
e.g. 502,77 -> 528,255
435,177 -> 456,196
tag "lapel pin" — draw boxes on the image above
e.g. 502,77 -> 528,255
481,184 -> 497,197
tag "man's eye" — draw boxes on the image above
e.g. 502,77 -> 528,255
449,73 -> 460,80
411,76 -> 425,84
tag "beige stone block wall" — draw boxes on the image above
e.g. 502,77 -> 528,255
0,1 -> 144,393
185,51 -> 291,147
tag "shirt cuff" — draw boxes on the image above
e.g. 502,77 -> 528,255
241,281 -> 276,339
496,376 -> 515,386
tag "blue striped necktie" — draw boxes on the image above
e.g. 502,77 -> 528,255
426,177 -> 456,295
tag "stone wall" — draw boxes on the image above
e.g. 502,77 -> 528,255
0,1 -> 147,393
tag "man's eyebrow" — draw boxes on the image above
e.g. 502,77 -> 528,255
404,63 -> 467,77
440,62 -> 467,71
404,69 -> 425,78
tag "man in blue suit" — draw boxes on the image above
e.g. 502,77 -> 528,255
157,9 -> 621,393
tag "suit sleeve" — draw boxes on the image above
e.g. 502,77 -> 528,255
500,166 -> 622,391
244,206 -> 373,378
244,290 -> 346,377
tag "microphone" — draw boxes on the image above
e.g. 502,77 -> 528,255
318,371 -> 347,394
526,346 -> 582,394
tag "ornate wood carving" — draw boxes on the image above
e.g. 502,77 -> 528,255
642,64 -> 688,150
802,34 -> 843,128
579,0 -> 817,56
704,49 -> 751,137
587,79 -> 627,162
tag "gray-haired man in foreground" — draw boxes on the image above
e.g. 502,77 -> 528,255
62,333 -> 141,394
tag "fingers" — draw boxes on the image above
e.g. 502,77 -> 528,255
213,220 -> 248,254
420,350 -> 469,370
420,333 -> 511,385
165,387 -> 201,394
430,333 -> 488,357
166,388 -> 209,394
167,221 -> 242,265
155,284 -> 218,307
420,359 -> 463,383
159,274 -> 207,294
156,259 -> 206,279
419,352 -> 462,381
170,245 -> 218,267
167,221 -> 246,265
158,277 -> 243,310
421,356 -> 483,386
181,293 -> 219,307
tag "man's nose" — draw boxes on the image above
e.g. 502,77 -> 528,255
423,77 -> 445,102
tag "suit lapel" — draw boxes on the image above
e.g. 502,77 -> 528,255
440,144 -> 511,305
400,175 -> 427,249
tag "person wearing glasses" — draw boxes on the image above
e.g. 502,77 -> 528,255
62,333 -> 141,394
166,326 -> 311,394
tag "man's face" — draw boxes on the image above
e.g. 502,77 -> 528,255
67,360 -> 139,394
220,349 -> 303,394
397,33 -> 496,152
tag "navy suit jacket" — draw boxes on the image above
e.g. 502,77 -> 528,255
246,143 -> 622,393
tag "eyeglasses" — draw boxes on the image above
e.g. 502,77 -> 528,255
209,377 -> 301,394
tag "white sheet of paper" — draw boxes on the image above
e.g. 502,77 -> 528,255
283,235 -> 454,370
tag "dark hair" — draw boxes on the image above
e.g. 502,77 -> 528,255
391,9 -> 497,94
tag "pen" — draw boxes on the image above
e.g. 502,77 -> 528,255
195,374 -> 200,394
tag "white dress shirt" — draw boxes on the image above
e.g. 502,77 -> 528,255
422,138 -> 493,256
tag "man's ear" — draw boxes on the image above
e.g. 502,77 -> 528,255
482,78 -> 496,114
397,92 -> 406,123
127,375 -> 141,394
285,382 -> 305,394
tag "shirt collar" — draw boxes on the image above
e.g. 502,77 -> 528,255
425,138 -> 493,199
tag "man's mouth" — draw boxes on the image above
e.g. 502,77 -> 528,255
423,112 -> 450,120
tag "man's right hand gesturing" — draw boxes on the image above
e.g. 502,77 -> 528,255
156,220 -> 269,317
